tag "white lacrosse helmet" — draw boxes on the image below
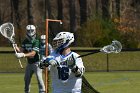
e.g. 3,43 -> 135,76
52,32 -> 74,49
26,25 -> 36,38
40,35 -> 46,44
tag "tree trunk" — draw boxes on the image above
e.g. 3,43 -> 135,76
46,0 -> 52,19
101,0 -> 110,20
57,0 -> 63,20
115,0 -> 120,17
95,0 -> 98,15
79,0 -> 87,25
10,0 -> 14,23
69,0 -> 76,32
27,0 -> 34,24
11,0 -> 22,43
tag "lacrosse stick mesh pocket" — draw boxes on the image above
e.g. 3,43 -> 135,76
111,40 -> 122,53
0,23 -> 14,39
100,40 -> 122,53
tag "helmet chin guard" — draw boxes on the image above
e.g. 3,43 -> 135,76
52,32 -> 74,51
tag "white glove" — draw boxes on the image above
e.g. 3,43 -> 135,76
13,44 -> 17,47
43,56 -> 58,66
49,59 -> 58,66
75,67 -> 85,77
15,53 -> 25,58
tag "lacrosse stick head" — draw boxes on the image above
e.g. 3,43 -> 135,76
0,22 -> 15,43
100,40 -> 122,53
111,40 -> 122,53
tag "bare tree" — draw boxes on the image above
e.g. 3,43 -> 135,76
69,0 -> 76,32
95,0 -> 99,15
79,0 -> 87,25
116,0 -> 120,17
27,0 -> 34,24
57,0 -> 63,20
45,0 -> 53,19
11,0 -> 22,43
101,0 -> 110,20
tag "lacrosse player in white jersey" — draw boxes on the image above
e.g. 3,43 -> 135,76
41,32 -> 85,93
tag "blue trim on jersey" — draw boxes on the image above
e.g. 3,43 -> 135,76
60,51 -> 72,58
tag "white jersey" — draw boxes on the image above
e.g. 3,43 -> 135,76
49,51 -> 84,93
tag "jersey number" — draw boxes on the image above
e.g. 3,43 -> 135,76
57,67 -> 69,80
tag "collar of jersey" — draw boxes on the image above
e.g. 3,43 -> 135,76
60,51 -> 72,58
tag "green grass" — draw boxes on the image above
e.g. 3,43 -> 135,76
0,73 -> 38,93
0,72 -> 140,93
1,51 -> 140,72
1,47 -> 140,72
0,47 -> 140,93
0,47 -> 14,51
84,72 -> 140,93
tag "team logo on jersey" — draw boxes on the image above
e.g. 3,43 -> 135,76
60,54 -> 75,68
22,44 -> 33,52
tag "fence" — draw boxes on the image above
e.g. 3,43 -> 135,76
0,47 -> 140,73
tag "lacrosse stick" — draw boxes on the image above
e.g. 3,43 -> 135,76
0,22 -> 23,68
100,40 -> 122,53
78,40 -> 122,58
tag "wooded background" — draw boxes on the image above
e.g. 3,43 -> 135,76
0,0 -> 140,48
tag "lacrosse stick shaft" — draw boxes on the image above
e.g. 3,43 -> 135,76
12,44 -> 23,68
78,40 -> 122,58
77,50 -> 100,58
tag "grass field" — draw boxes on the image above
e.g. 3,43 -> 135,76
0,73 -> 38,93
1,50 -> 140,72
0,47 -> 140,93
1,47 -> 140,72
84,72 -> 140,93
0,72 -> 140,93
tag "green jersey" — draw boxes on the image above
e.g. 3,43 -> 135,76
22,38 -> 39,64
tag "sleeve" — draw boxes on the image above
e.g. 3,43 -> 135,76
73,53 -> 85,77
32,39 -> 39,52
75,54 -> 84,68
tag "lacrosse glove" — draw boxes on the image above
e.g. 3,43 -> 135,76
72,65 -> 85,77
38,61 -> 47,69
39,56 -> 58,68
38,57 -> 50,69
46,56 -> 58,66
15,53 -> 25,58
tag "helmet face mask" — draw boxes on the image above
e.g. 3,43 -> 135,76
52,39 -> 64,49
40,35 -> 46,44
26,25 -> 36,40
52,32 -> 74,50
27,29 -> 35,36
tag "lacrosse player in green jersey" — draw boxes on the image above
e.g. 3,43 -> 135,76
39,34 -> 53,69
15,25 -> 45,93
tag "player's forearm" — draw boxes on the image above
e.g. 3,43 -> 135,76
16,47 -> 23,52
13,44 -> 23,52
